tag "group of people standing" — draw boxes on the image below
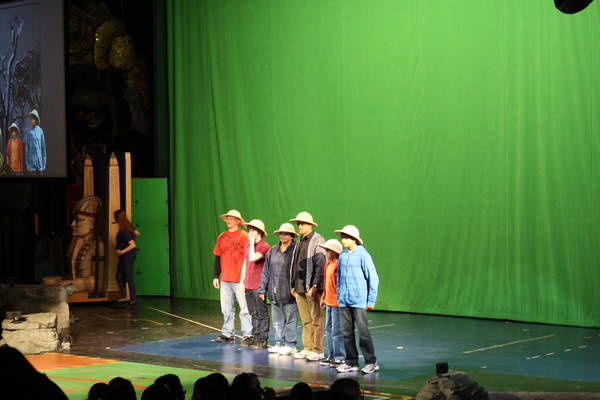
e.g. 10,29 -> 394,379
212,210 -> 380,374
3,109 -> 46,175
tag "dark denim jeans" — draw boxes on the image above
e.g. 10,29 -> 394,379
245,289 -> 270,340
340,307 -> 376,366
116,252 -> 137,302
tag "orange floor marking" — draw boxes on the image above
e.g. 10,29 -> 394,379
26,353 -> 120,370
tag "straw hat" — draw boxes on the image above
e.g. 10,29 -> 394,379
244,219 -> 267,236
220,209 -> 244,224
335,225 -> 363,245
318,239 -> 343,255
273,223 -> 299,238
290,211 -> 318,226
29,109 -> 40,124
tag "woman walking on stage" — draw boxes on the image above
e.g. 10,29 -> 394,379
114,209 -> 139,306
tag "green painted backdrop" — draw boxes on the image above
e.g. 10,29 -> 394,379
166,0 -> 600,327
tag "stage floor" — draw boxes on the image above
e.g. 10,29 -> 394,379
30,297 -> 600,399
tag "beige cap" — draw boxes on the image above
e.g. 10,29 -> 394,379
220,209 -> 244,224
244,219 -> 267,236
335,225 -> 363,245
274,223 -> 299,238
318,239 -> 343,254
290,211 -> 318,226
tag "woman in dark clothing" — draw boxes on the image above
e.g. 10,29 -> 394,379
114,209 -> 139,305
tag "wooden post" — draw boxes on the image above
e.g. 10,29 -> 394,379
83,154 -> 94,197
107,153 -> 120,292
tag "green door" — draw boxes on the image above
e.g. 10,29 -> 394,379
132,178 -> 170,295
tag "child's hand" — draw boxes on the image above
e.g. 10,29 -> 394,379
366,305 -> 374,310
248,230 -> 257,241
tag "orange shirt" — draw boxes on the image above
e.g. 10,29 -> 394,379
7,138 -> 23,172
213,228 -> 248,282
323,259 -> 339,306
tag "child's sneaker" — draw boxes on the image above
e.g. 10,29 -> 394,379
279,346 -> 297,355
240,336 -> 253,347
214,335 -> 234,343
336,362 -> 359,373
293,349 -> 310,359
319,359 -> 332,366
330,360 -> 343,368
307,352 -> 325,361
361,363 -> 380,374
268,345 -> 283,353
251,339 -> 268,349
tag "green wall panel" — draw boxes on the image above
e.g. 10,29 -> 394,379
166,0 -> 600,327
132,178 -> 170,296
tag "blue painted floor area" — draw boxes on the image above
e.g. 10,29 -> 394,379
116,310 -> 600,383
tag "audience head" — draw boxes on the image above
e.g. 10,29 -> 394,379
193,372 -> 229,400
290,382 -> 314,400
231,372 -> 262,400
154,374 -> 185,400
107,377 -> 136,400
330,378 -> 363,400
88,382 -> 109,400
141,382 -> 176,400
0,345 -> 67,399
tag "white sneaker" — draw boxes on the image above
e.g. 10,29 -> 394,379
279,346 -> 297,355
336,362 -> 360,373
268,345 -> 283,353
361,363 -> 380,374
307,352 -> 325,361
293,349 -> 310,359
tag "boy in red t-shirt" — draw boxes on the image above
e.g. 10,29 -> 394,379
318,239 -> 346,367
212,210 -> 252,342
241,219 -> 271,349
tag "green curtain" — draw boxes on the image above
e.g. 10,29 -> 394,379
166,0 -> 600,327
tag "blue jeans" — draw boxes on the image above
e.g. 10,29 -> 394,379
271,302 -> 298,347
325,305 -> 345,361
220,281 -> 252,337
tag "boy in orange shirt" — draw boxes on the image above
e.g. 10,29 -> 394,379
318,239 -> 345,367
6,123 -> 23,173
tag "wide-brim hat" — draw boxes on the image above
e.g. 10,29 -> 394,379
8,122 -> 20,133
335,225 -> 363,245
29,109 -> 40,124
318,239 -> 343,255
244,219 -> 267,236
274,223 -> 299,238
220,209 -> 245,224
290,211 -> 318,227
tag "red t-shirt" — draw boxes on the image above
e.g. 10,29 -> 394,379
323,259 -> 339,306
243,239 -> 270,290
213,229 -> 248,282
